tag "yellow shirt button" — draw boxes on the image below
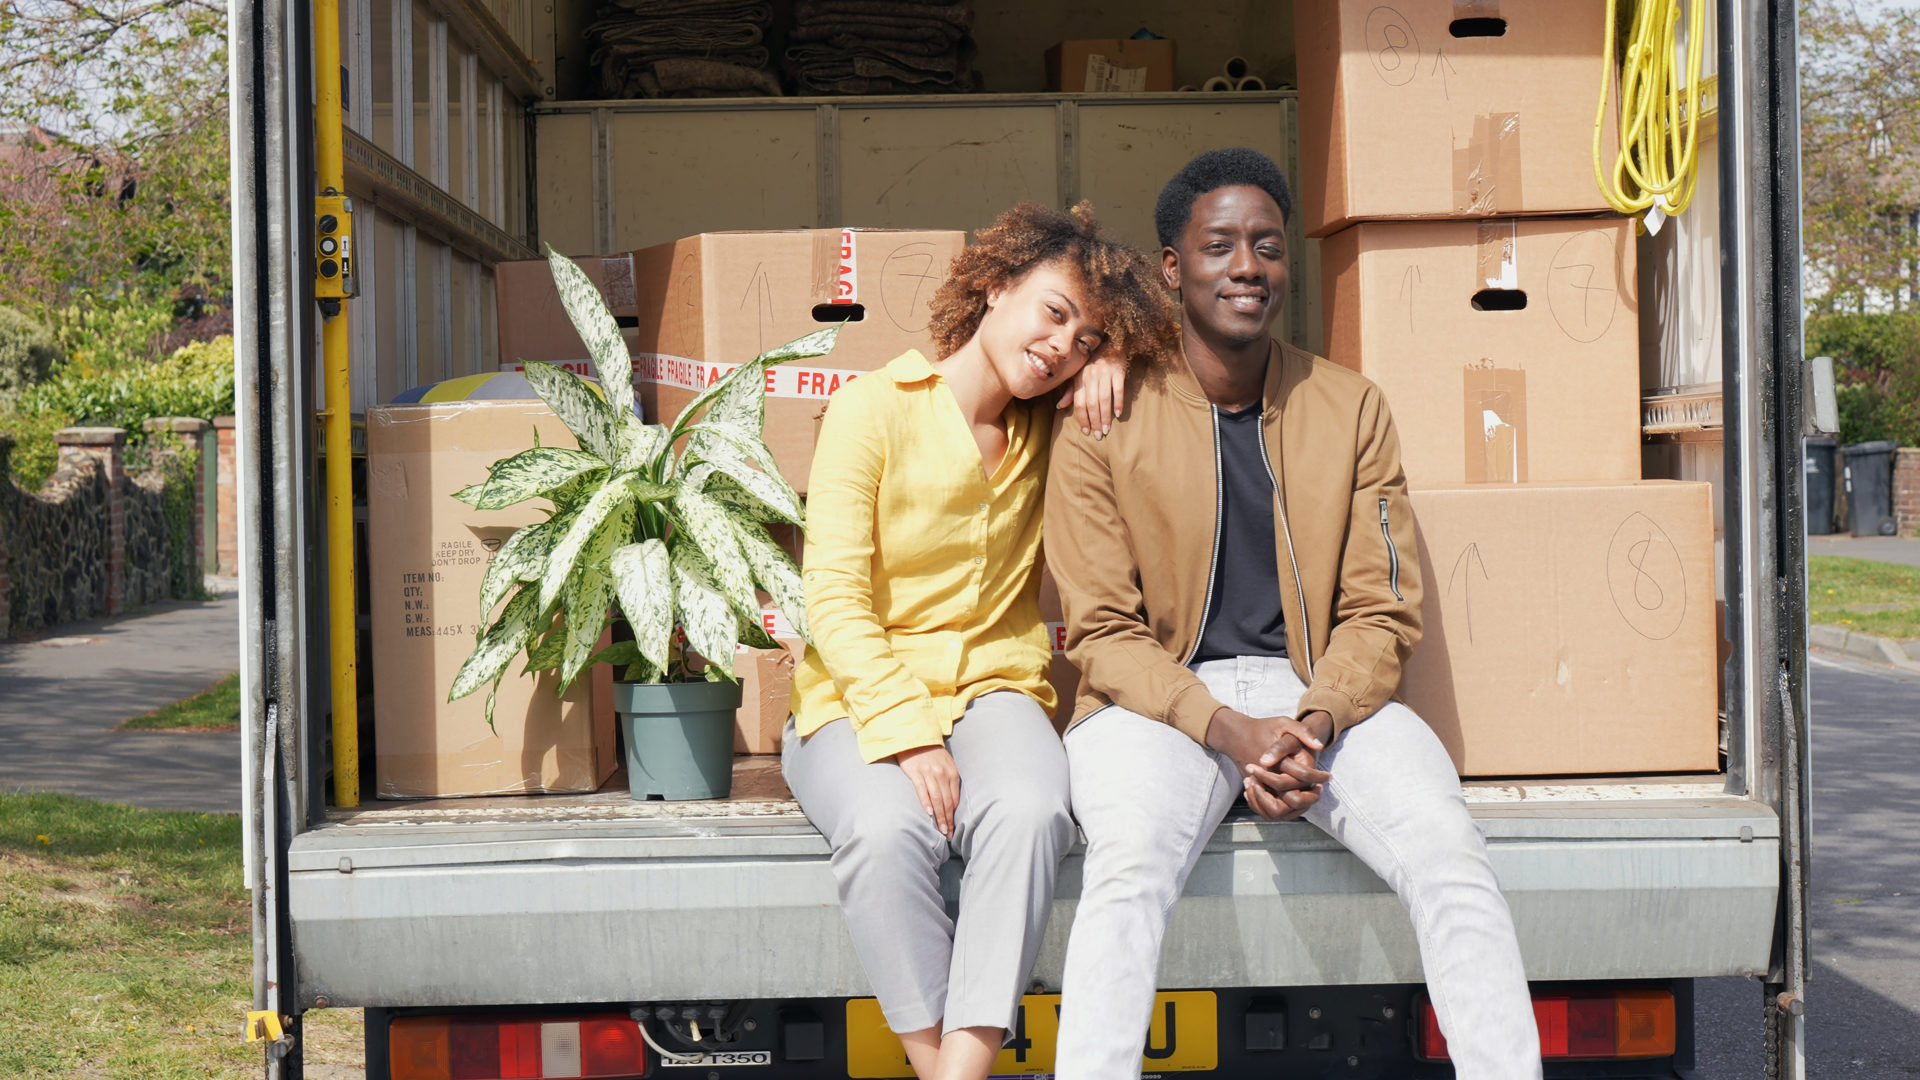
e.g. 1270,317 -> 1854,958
972,556 -> 983,565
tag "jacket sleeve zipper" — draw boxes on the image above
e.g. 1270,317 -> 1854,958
1378,497 -> 1405,603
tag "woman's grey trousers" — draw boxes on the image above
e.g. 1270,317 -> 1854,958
782,691 -> 1073,1036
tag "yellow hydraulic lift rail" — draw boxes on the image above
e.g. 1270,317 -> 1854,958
313,0 -> 360,807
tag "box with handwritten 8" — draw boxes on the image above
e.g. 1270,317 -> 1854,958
1400,481 -> 1720,778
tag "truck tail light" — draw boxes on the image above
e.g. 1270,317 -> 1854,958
1415,989 -> 1676,1062
391,1014 -> 650,1080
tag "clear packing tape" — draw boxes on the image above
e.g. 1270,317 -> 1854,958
1593,0 -> 1708,231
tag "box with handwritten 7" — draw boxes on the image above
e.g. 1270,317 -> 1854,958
1293,0 -> 1618,237
1320,216 -> 1640,490
1399,481 -> 1719,778
631,228 -> 966,493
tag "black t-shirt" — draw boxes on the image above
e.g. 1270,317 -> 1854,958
1192,403 -> 1289,662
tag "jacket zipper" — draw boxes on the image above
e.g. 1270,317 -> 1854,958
1255,420 -> 1315,681
1178,409 -> 1230,666
1379,497 -> 1405,602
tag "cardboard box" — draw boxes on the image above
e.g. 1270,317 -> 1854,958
1046,39 -> 1177,93
1038,568 -> 1078,733
1294,1 -> 1618,237
1400,482 -> 1720,778
367,401 -> 617,799
495,253 -> 642,379
632,228 -> 967,492
1320,217 -> 1641,489
732,637 -> 803,754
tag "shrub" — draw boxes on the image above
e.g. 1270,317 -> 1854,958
0,405 -> 77,490
0,307 -> 63,409
1808,311 -> 1920,447
23,334 -> 233,450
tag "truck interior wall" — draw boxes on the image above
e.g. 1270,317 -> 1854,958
547,0 -> 1296,101
530,96 -> 1322,351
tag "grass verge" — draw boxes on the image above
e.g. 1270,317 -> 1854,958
0,792 -> 366,1078
120,673 -> 240,732
1809,555 -> 1920,640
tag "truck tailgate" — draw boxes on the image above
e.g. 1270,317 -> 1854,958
285,771 -> 1776,1008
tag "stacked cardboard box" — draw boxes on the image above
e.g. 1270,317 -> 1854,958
1297,0 -> 1719,776
367,402 -> 618,799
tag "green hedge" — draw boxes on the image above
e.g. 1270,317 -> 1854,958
1806,312 -> 1920,447
1,335 -> 231,492
0,307 -> 63,410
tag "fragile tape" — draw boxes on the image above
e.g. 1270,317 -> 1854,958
1453,111 -> 1524,216
635,353 -> 870,401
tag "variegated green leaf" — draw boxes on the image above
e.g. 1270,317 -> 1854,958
537,480 -> 635,612
738,524 -> 811,644
684,436 -> 802,524
674,485 -> 759,626
453,446 -> 607,511
479,518 -> 559,616
671,325 -> 842,435
523,361 -> 626,464
590,640 -> 642,669
688,419 -> 783,486
609,538 -> 672,674
617,415 -> 671,473
670,538 -> 740,679
523,610 -> 565,673
705,470 -> 801,525
557,498 -> 632,688
448,586 -> 541,705
545,244 -> 637,422
625,476 -> 675,503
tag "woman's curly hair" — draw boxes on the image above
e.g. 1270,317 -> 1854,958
927,201 -> 1177,370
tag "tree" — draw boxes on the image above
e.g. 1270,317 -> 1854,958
0,0 -> 230,345
1799,0 -> 1920,315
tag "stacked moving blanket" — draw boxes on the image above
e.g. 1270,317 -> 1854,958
786,0 -> 977,94
589,0 -> 782,98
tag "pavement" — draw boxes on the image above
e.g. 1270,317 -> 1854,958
0,578 -> 241,813
1692,652 -> 1920,1079
1808,533 -> 1920,568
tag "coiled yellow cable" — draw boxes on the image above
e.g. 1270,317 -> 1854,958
1594,0 -> 1707,221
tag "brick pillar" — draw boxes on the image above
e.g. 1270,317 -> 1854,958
143,417 -> 213,578
214,416 -> 238,576
1895,448 -> 1920,539
54,427 -> 128,615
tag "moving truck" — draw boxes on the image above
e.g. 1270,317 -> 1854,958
232,0 -> 1817,1075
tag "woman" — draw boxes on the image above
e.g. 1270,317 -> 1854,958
783,201 -> 1174,1080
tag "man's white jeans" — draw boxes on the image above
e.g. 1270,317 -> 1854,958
1055,656 -> 1541,1080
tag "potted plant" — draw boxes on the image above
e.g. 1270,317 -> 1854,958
447,246 -> 837,800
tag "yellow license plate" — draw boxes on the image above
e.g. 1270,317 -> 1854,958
846,990 -> 1217,1077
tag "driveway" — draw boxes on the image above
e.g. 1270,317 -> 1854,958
0,583 -> 241,813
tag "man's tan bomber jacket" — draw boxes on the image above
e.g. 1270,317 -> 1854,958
1043,341 -> 1423,746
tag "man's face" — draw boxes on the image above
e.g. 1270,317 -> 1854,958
1163,184 -> 1290,348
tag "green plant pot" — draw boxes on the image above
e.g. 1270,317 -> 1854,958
615,679 -> 741,801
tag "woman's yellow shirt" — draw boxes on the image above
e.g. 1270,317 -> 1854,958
790,350 -> 1057,763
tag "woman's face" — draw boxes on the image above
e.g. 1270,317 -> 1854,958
979,260 -> 1107,400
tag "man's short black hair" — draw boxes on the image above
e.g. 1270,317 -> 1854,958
1153,148 -> 1293,251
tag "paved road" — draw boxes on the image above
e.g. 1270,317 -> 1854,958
0,585 -> 241,813
1692,653 -> 1920,1078
1808,535 -> 1920,568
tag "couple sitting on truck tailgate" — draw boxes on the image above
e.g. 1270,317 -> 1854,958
783,150 -> 1544,1080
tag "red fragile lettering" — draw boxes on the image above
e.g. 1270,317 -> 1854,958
761,613 -> 777,632
1049,622 -> 1068,651
763,369 -> 777,392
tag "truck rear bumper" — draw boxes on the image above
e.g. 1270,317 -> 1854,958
286,784 -> 1778,1008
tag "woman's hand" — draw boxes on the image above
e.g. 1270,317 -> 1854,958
1057,354 -> 1129,438
895,744 -> 960,837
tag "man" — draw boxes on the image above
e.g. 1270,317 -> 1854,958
1044,148 -> 1542,1080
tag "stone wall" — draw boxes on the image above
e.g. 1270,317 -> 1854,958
1,422 -> 209,639
2,432 -> 112,636
1897,448 -> 1920,538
